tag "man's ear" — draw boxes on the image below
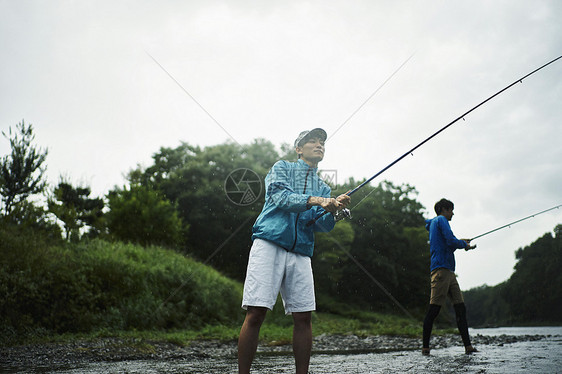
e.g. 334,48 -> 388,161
295,146 -> 303,157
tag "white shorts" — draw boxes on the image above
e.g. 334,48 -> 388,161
242,238 -> 316,314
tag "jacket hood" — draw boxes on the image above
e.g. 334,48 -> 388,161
425,218 -> 433,231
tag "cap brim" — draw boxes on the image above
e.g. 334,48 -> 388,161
295,128 -> 328,148
308,128 -> 327,141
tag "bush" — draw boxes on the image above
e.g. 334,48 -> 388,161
0,230 -> 242,343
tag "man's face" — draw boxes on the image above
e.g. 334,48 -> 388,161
442,208 -> 454,221
297,137 -> 325,163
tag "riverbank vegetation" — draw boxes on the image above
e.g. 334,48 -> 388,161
1,120 -> 560,347
0,230 -> 428,346
9,308 -> 428,348
0,232 -> 242,344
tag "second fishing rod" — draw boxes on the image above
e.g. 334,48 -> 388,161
307,54 -> 562,226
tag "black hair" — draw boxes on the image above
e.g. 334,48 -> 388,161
434,198 -> 454,215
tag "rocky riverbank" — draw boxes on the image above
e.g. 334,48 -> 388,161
0,332 -> 552,371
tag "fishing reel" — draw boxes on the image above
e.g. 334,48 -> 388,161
334,208 -> 352,222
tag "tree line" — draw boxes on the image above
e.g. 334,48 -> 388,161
1,119 -> 560,330
0,120 -> 430,318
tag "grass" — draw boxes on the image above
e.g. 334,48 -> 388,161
8,310 -> 456,348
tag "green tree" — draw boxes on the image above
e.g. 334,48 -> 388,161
464,283 -> 510,327
464,224 -> 562,326
313,220 -> 355,308
48,180 -> 105,241
106,184 -> 185,248
134,139 -> 280,279
330,180 -> 428,314
1,200 -> 62,241
0,120 -> 48,216
505,226 -> 562,323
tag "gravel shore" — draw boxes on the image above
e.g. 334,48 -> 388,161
0,333 -> 551,371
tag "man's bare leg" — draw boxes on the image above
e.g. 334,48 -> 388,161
238,306 -> 267,374
292,311 -> 312,374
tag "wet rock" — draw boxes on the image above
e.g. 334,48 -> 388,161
0,333 -> 553,370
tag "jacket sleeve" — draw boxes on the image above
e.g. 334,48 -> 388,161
265,161 -> 310,212
438,216 -> 468,249
313,185 -> 336,232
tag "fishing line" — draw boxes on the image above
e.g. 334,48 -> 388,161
308,54 -> 562,226
470,204 -> 562,241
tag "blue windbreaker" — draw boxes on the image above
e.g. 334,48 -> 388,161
425,215 -> 468,272
252,159 -> 336,257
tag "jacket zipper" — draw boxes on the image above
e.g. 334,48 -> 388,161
290,167 -> 311,252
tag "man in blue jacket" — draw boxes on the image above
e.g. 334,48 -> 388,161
238,128 -> 351,374
422,198 -> 477,355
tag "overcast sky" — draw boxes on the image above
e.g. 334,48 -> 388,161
1,0 -> 561,291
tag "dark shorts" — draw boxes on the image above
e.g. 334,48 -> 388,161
429,268 -> 464,306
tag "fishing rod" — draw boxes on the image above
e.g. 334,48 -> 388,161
470,204 -> 562,241
307,54 -> 562,226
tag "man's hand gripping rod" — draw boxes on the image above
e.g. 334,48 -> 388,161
307,55 -> 562,227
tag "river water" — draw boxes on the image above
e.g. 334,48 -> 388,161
4,327 -> 562,373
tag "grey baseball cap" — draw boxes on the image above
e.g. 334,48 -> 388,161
294,128 -> 327,148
